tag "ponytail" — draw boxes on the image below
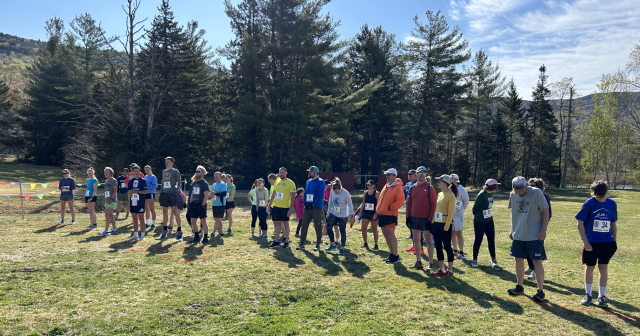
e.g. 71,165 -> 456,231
449,183 -> 459,198
332,177 -> 342,190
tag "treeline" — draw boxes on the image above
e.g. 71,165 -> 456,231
1,0 -> 639,188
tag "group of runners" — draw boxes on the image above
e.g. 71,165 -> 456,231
56,161 -> 618,307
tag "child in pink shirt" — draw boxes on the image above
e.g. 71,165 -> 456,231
294,188 -> 305,237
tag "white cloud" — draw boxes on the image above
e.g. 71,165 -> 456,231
449,0 -> 529,32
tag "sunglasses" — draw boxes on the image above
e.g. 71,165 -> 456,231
63,173 -> 69,175
417,172 -> 427,175
257,181 -> 263,184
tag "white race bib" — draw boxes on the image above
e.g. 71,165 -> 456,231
120,182 -> 126,188
332,206 -> 341,213
593,220 -> 611,233
455,200 -> 463,209
276,192 -> 284,200
212,195 -> 217,201
434,212 -> 443,222
483,209 -> 493,219
85,190 -> 90,197
226,192 -> 230,199
63,186 -> 70,191
193,187 -> 200,195
131,194 -> 139,201
163,181 -> 171,189
306,194 -> 314,202
259,200 -> 266,207
365,203 -> 375,211
105,191 -> 110,198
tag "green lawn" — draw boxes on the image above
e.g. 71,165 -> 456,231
0,165 -> 639,335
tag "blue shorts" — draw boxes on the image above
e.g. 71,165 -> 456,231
510,240 -> 544,260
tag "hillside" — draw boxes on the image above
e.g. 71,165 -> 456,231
0,32 -> 44,64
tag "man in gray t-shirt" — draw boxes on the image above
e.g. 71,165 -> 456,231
159,157 -> 183,240
507,176 -> 550,302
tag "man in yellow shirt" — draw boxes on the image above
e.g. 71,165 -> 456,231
267,167 -> 296,248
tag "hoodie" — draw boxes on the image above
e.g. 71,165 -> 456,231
376,178 -> 405,217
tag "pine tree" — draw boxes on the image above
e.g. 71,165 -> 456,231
494,79 -> 526,184
527,65 -> 559,182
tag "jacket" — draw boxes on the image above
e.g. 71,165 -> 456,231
376,178 -> 405,217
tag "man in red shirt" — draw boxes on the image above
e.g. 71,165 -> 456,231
406,166 -> 437,270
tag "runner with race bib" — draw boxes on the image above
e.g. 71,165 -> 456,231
450,174 -> 469,260
431,175 -> 458,278
127,164 -> 148,240
187,166 -> 210,243
267,167 -> 296,249
324,178 -> 354,256
116,168 -> 129,220
471,179 -> 500,268
358,180 -> 380,250
159,157 -> 182,240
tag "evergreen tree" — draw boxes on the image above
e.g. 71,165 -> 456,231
494,79 -> 526,184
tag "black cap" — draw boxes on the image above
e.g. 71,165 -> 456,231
366,180 -> 375,186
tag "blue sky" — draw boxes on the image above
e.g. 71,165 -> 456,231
1,0 -> 639,96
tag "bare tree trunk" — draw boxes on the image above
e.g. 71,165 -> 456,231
561,87 -> 573,188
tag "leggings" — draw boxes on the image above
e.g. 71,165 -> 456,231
258,207 -> 268,231
326,214 -> 347,247
472,219 -> 496,260
296,219 -> 302,235
431,223 -> 454,262
250,205 -> 258,228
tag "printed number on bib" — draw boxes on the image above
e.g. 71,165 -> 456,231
226,192 -> 229,199
163,181 -> 171,189
483,209 -> 493,219
85,190 -> 90,197
105,191 -> 110,198
455,200 -> 463,209
276,192 -> 284,200
434,212 -> 443,222
120,183 -> 125,188
193,187 -> 200,195
593,220 -> 611,233
63,186 -> 70,191
332,206 -> 341,213
131,194 -> 139,201
259,200 -> 266,206
306,194 -> 314,202
365,203 -> 375,211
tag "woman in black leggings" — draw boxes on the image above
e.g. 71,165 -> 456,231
472,179 -> 500,268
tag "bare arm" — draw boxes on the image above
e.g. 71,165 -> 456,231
539,208 -> 549,240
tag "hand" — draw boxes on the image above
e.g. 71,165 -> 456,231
538,230 -> 547,241
202,202 -> 206,207
583,241 -> 593,251
372,214 -> 378,221
107,199 -> 112,204
508,232 -> 513,240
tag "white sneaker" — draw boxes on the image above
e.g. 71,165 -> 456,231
59,220 -> 64,225
460,253 -> 467,261
491,259 -> 499,268
528,271 -> 536,280
70,220 -> 76,225
524,267 -> 533,275
140,233 -> 145,240
471,260 -> 479,268
129,234 -> 139,240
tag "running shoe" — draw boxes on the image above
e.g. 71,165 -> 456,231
406,246 -> 415,252
491,259 -> 499,268
453,250 -> 459,258
410,261 -> 423,269
129,234 -> 139,240
325,245 -> 337,252
176,232 -> 183,240
202,236 -> 209,244
87,225 -> 94,230
281,242 -> 289,249
168,224 -> 173,231
508,285 -> 525,296
388,256 -> 402,264
226,228 -> 231,233
268,241 -> 280,249
296,244 -> 305,250
251,233 -> 255,237
70,220 -> 76,225
413,248 -> 425,256
59,220 -> 64,225
145,223 -> 150,228
361,243 -> 369,248
295,234 -> 300,238
193,234 -> 201,243
216,233 -> 224,238
109,229 -> 118,234
383,254 -> 391,262
405,234 -> 412,239
581,294 -> 593,306
532,290 -> 546,302
337,249 -> 345,256
441,271 -> 453,278
140,233 -> 145,240
426,263 -> 434,271
373,244 -> 379,250
528,271 -> 536,280
150,224 -> 155,229
596,296 -> 608,308
433,270 -> 446,277
98,230 -> 109,236
459,253 -> 467,261
313,245 -> 321,251
471,260 -> 479,268
160,231 -> 168,239
524,267 -> 533,275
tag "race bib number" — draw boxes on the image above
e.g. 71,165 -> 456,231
365,203 -> 375,211
212,195 -> 217,201
276,192 -> 284,200
85,190 -> 90,197
105,191 -> 110,198
63,186 -> 70,191
593,220 -> 611,233
226,192 -> 229,199
483,209 -> 493,219
306,194 -> 314,202
259,200 -> 266,207
434,212 -> 443,222
120,182 -> 126,188
332,206 -> 341,213
131,194 -> 139,201
163,181 -> 171,189
455,200 -> 463,209
193,187 -> 200,195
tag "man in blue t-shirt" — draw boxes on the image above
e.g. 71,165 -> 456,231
576,181 -> 618,308
296,166 -> 326,251
209,172 -> 228,238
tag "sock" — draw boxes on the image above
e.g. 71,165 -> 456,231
177,227 -> 182,232
586,283 -> 593,295
164,226 -> 168,232
599,286 -> 606,298
146,219 -> 149,224
140,232 -> 145,239
152,220 -> 156,225
460,250 -> 464,255
133,232 -> 139,237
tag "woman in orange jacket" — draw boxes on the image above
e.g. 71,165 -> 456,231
376,168 -> 406,264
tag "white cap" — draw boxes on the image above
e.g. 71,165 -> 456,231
451,174 -> 459,180
384,168 -> 398,176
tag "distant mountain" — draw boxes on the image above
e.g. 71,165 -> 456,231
0,32 -> 44,65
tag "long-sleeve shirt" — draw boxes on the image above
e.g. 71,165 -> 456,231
453,185 -> 470,217
295,195 -> 304,219
472,189 -> 494,223
434,191 -> 456,231
328,189 -> 354,218
161,168 -> 181,194
59,178 -> 76,196
304,177 -> 326,209
406,181 -> 437,221
145,174 -> 158,194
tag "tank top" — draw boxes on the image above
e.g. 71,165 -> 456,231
363,191 -> 377,215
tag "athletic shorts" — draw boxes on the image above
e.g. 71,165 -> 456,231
159,193 -> 178,207
130,204 -> 145,214
187,203 -> 207,219
271,206 -> 290,222
510,240 -> 544,260
60,195 -> 73,201
146,193 -> 155,200
582,241 -> 617,266
377,214 -> 397,228
84,196 -> 97,203
177,202 -> 185,210
452,216 -> 464,231
117,193 -> 128,201
225,201 -> 235,210
410,217 -> 431,231
361,212 -> 376,221
213,205 -> 226,219
104,202 -> 117,210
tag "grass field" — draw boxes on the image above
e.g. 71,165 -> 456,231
0,164 -> 639,335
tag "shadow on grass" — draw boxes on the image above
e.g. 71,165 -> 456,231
33,225 -> 59,233
78,234 -> 108,244
545,280 -> 584,296
300,249 -> 342,275
272,247 -> 306,266
106,239 -> 139,253
327,249 -> 371,278
182,243 -> 204,262
145,240 -> 179,257
608,299 -> 640,313
539,301 -> 630,335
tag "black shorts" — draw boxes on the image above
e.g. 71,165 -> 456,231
271,206 -> 290,222
410,217 -> 431,231
361,212 -> 376,221
187,203 -> 207,219
213,205 -> 226,219
510,240 -> 544,260
146,193 -> 155,200
130,204 -> 145,214
159,193 -> 178,207
177,202 -> 185,210
225,201 -> 235,210
84,196 -> 97,203
377,215 -> 397,228
583,241 -> 617,266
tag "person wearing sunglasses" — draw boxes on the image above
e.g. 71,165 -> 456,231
58,169 -> 76,225
187,166 -> 210,243
406,166 -> 437,270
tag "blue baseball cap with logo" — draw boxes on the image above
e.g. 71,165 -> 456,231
307,166 -> 319,173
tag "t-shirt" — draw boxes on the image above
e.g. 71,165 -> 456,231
472,190 -> 494,223
227,183 -> 236,202
211,181 -> 227,206
453,185 -> 469,218
103,178 -> 117,202
59,178 -> 76,196
161,168 -> 181,194
85,177 -> 98,197
189,179 -> 210,204
271,178 -> 296,209
128,177 -> 147,207
249,188 -> 258,206
575,197 -> 617,243
328,189 -> 354,218
508,187 -> 549,241
117,176 -> 128,194
124,172 -> 145,184
145,174 -> 158,194
255,188 -> 269,207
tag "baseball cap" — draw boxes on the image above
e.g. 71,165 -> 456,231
384,168 -> 398,176
130,163 -> 140,169
416,166 -> 427,172
436,174 -> 452,184
122,168 -> 129,172
366,180 -> 375,186
512,176 -> 527,189
485,179 -> 501,186
451,173 -> 459,180
307,166 -> 320,173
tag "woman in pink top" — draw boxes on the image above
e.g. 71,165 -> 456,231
294,188 -> 305,237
